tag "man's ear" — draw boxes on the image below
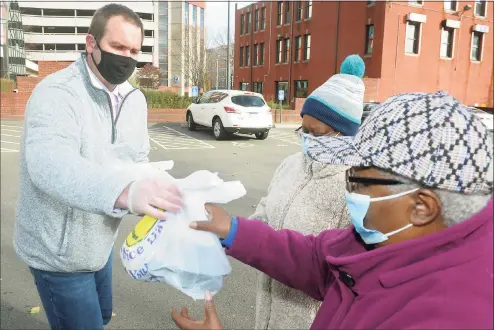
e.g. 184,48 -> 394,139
410,189 -> 442,226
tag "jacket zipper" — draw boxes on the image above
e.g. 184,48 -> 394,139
103,88 -> 138,144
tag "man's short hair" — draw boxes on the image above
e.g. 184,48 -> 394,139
88,4 -> 144,44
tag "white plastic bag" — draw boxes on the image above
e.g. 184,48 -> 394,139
120,170 -> 246,300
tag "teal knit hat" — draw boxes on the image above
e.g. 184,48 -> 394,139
300,54 -> 365,136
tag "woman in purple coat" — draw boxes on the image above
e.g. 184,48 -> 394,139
172,91 -> 494,330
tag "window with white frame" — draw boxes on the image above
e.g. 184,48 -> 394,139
409,0 -> 423,5
440,27 -> 454,58
444,0 -> 457,11
277,2 -> 283,25
254,9 -> 259,32
304,34 -> 311,60
305,0 -> 312,19
276,39 -> 282,63
405,21 -> 421,54
253,44 -> 259,66
471,31 -> 483,61
474,0 -> 486,17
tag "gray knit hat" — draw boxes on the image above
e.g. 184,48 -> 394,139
304,91 -> 493,194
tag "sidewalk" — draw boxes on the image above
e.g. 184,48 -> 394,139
272,123 -> 300,129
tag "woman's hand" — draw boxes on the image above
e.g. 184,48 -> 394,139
189,204 -> 232,239
171,291 -> 223,330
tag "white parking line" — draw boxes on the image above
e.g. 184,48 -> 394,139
1,124 -> 23,129
269,130 -> 301,146
148,126 -> 215,150
1,133 -> 21,138
1,141 -> 19,144
1,129 -> 23,134
1,147 -> 19,153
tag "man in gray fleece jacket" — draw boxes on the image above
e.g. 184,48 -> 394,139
250,55 -> 366,329
13,4 -> 182,329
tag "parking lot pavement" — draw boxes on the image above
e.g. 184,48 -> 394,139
1,121 -> 300,329
1,122 -> 23,153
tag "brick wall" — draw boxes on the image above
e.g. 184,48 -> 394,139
38,61 -> 72,78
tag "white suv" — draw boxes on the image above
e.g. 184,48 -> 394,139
186,90 -> 273,140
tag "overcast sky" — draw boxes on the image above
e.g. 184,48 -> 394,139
205,1 -> 252,47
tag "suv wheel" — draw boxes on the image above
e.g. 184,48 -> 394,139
255,131 -> 269,140
213,118 -> 227,140
187,112 -> 197,131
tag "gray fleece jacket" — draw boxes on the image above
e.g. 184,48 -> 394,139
13,54 -> 150,273
250,152 -> 350,330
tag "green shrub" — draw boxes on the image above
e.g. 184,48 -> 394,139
267,99 -> 292,110
0,78 -> 15,92
141,89 -> 194,109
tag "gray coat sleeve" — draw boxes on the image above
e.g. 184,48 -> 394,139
23,86 -> 138,217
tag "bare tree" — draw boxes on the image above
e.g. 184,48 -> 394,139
207,28 -> 235,90
135,64 -> 161,89
170,25 -> 210,91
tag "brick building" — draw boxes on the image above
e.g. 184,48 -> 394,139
234,1 -> 493,109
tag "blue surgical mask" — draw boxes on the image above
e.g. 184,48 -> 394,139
345,188 -> 419,245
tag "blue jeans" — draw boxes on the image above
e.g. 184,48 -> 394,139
30,252 -> 113,330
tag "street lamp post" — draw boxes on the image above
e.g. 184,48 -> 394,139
216,57 -> 219,89
226,0 -> 231,90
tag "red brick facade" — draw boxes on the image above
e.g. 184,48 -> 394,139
234,1 -> 494,108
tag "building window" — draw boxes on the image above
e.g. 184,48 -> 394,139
240,14 -> 245,34
260,43 -> 265,65
365,24 -> 374,55
405,22 -> 421,54
240,82 -> 249,91
245,46 -> 250,66
240,46 -> 244,66
261,7 -> 266,30
253,82 -> 264,94
409,0 -> 423,5
297,1 -> 303,21
304,34 -> 311,60
192,5 -> 197,25
367,0 -> 376,6
285,1 -> 291,24
185,3 -> 189,24
294,36 -> 302,62
276,40 -> 283,63
305,0 -> 312,19
247,12 -> 252,33
294,80 -> 309,98
283,38 -> 290,63
440,27 -> 454,58
277,2 -> 283,25
255,9 -> 259,32
200,8 -> 205,29
444,0 -> 457,11
254,44 -> 259,66
474,0 -> 486,17
471,31 -> 483,61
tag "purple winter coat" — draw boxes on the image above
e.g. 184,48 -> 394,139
227,198 -> 494,329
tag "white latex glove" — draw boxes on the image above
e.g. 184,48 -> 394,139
127,178 -> 182,220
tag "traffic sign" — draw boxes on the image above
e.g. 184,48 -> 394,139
278,89 -> 285,101
173,75 -> 180,84
191,86 -> 199,97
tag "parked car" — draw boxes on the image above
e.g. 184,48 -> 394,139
362,101 -> 379,121
186,90 -> 273,140
471,108 -> 493,132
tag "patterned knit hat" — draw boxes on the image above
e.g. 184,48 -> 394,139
303,91 -> 494,195
300,54 -> 365,136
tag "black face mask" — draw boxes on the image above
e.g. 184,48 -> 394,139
91,41 -> 137,85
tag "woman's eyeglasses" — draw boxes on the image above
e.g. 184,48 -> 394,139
345,168 -> 405,192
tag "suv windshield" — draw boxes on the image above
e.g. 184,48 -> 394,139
231,95 -> 265,107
